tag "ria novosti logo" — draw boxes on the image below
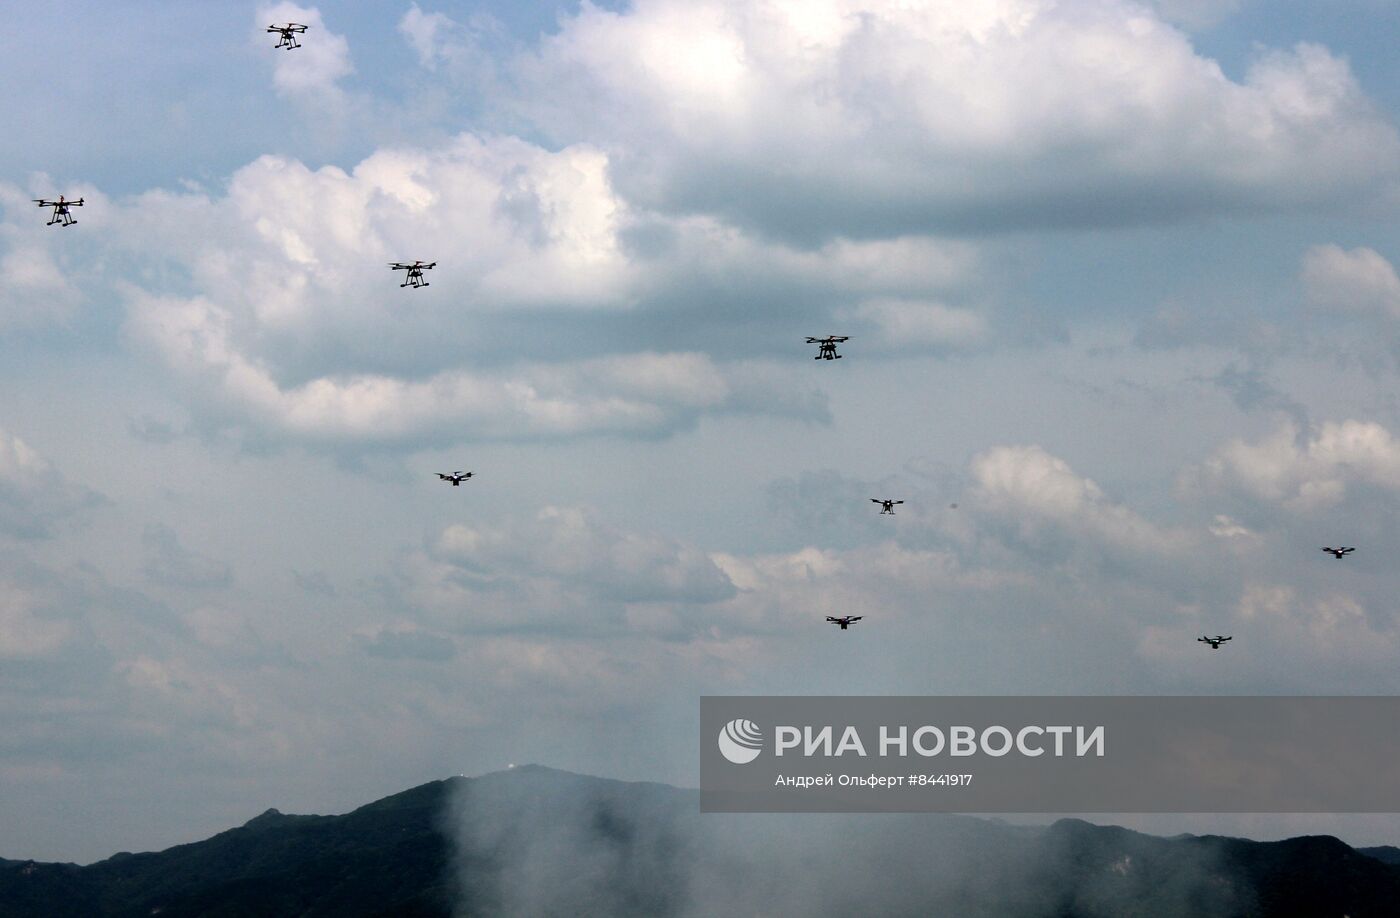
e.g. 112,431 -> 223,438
717,718 -> 764,764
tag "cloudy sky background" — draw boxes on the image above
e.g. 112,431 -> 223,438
4,0 -> 1400,862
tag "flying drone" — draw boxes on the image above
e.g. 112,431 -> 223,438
437,471 -> 473,486
1197,635 -> 1232,650
390,261 -> 436,288
826,615 -> 863,631
871,499 -> 903,515
268,23 -> 308,50
1321,547 -> 1355,559
806,336 -> 849,360
33,195 -> 83,227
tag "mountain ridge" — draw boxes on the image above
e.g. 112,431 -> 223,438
1,765 -> 1397,917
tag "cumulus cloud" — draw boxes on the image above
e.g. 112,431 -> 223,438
1187,420 -> 1400,510
126,289 -> 820,443
1301,244 -> 1400,317
507,0 -> 1400,241
104,132 -> 953,447
0,427 -> 103,539
971,444 -> 1184,555
256,4 -> 352,96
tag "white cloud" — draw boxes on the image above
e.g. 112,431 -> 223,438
399,4 -> 453,69
256,4 -> 353,96
510,0 -> 1400,239
395,4 -> 506,97
103,131 -> 1005,446
1208,514 -> 1254,539
1188,420 -> 1400,510
845,297 -> 987,348
709,541 -> 1019,633
0,243 -> 78,329
0,180 -> 105,331
971,444 -> 1184,554
1233,584 -> 1399,661
121,136 -> 633,330
1301,244 -> 1400,317
125,287 -> 818,442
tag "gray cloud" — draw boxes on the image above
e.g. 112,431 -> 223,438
142,524 -> 234,590
402,506 -> 739,637
0,426 -> 105,540
358,626 -> 456,662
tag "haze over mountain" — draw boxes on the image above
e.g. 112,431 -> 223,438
2,766 -> 1398,917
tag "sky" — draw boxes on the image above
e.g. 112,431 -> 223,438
3,0 -> 1400,864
